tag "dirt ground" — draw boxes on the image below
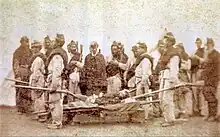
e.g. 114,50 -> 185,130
0,106 -> 220,136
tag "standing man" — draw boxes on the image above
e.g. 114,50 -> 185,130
106,42 -> 126,93
117,42 -> 128,88
83,41 -> 107,96
66,40 -> 83,102
124,45 -> 138,95
44,35 -> 53,58
190,38 -> 207,116
155,33 -> 180,127
200,38 -> 220,121
135,42 -> 153,120
46,34 -> 68,129
29,40 -> 47,121
12,36 -> 32,114
175,43 -> 193,118
43,36 -> 52,107
134,42 -> 153,97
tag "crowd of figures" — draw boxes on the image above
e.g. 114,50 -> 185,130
12,31 -> 220,129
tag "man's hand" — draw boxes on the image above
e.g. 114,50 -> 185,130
196,80 -> 205,85
50,86 -> 58,94
17,77 -> 21,81
71,61 -> 77,65
112,60 -> 119,65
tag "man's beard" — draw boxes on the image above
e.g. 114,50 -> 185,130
55,41 -> 65,48
112,52 -> 120,59
70,49 -> 77,54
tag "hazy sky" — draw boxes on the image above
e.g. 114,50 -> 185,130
0,0 -> 220,84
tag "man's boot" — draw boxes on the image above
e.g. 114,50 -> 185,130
204,102 -> 218,122
161,121 -> 175,127
47,121 -> 62,129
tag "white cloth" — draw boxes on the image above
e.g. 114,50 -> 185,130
107,75 -> 121,93
30,57 -> 45,85
105,55 -> 122,93
159,56 -> 180,122
69,72 -> 80,83
47,54 -> 64,125
180,59 -> 191,71
47,55 -> 64,88
149,49 -> 161,70
29,56 -> 45,113
135,58 -> 152,85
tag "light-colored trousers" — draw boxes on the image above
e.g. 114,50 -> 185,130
136,81 -> 152,120
159,77 -> 176,123
31,91 -> 46,113
68,81 -> 81,102
31,76 -> 46,114
49,86 -> 63,125
174,87 -> 193,116
175,70 -> 193,116
191,71 -> 208,116
107,75 -> 121,94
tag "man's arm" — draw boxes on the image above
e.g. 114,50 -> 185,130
170,56 -> 180,83
51,55 -> 64,90
30,57 -> 44,86
13,58 -> 20,78
141,58 -> 151,84
118,62 -> 128,70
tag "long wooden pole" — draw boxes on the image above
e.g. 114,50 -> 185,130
12,85 -> 88,101
132,83 -> 204,100
139,100 -> 161,105
5,78 -> 29,84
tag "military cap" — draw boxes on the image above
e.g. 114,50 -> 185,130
20,36 -> 29,43
137,41 -> 148,51
31,40 -> 42,48
44,35 -> 51,41
165,35 -> 176,45
131,45 -> 138,52
196,37 -> 202,42
56,34 -> 64,40
90,41 -> 99,48
68,40 -> 78,48
166,32 -> 174,36
206,38 -> 214,45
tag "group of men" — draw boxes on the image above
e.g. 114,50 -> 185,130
12,31 -> 220,129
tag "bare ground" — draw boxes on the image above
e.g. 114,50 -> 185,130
1,106 -> 220,136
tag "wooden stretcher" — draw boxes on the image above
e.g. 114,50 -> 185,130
62,101 -> 148,125
10,80 -> 204,125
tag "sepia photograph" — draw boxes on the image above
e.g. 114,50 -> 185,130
0,0 -> 220,136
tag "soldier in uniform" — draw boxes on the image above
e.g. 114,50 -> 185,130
66,40 -> 83,102
175,43 -> 193,118
117,42 -> 128,88
190,38 -> 207,116
44,35 -> 53,58
124,45 -> 138,96
12,36 -> 32,114
155,33 -> 180,127
29,40 -> 47,122
46,34 -> 68,129
83,41 -> 107,96
106,41 -> 126,94
200,38 -> 220,121
135,42 -> 154,120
